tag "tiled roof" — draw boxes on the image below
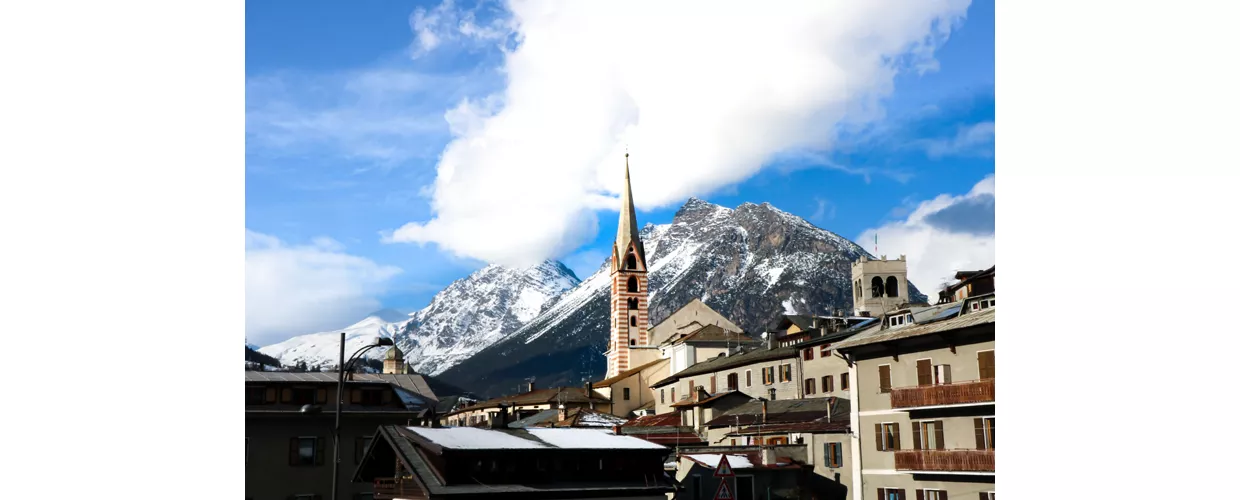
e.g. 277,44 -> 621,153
507,408 -> 628,428
650,345 -> 799,388
592,358 -> 667,388
831,306 -> 996,351
663,323 -> 760,347
623,412 -> 681,428
669,390 -> 751,408
704,397 -> 850,428
442,387 -> 609,417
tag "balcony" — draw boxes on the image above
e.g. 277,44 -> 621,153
895,449 -> 994,473
889,379 -> 994,409
373,477 -> 428,500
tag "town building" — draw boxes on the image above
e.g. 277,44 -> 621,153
851,255 -> 911,317
673,451 -> 811,500
352,423 -> 677,499
606,153 -> 654,378
245,371 -> 444,500
833,277 -> 996,500
506,406 -> 629,429
438,385 -> 611,427
650,338 -> 802,416
938,266 -> 995,304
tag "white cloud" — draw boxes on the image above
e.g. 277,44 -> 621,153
857,174 -> 995,295
386,0 -> 972,267
811,197 -> 837,223
922,120 -> 995,158
246,229 -> 402,345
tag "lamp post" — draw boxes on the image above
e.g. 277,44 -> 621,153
331,333 -> 394,500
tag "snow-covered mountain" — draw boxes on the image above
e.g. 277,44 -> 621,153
257,261 -> 580,373
438,198 -> 928,397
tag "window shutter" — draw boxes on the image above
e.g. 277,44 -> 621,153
288,438 -> 298,465
979,494 -> 987,500
917,490 -> 925,500
265,387 -> 277,403
979,351 -> 995,379
351,388 -> 362,404
940,491 -> 948,500
897,489 -> 906,500
711,376 -> 716,393
917,360 -> 932,386
875,423 -> 883,451
974,418 -> 986,449
879,366 -> 891,393
892,423 -> 901,450
912,421 -> 922,450
315,437 -> 325,465
879,489 -> 885,500
281,388 -> 292,403
934,421 -> 946,450
316,388 -> 327,404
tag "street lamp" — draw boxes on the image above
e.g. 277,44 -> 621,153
332,334 -> 394,500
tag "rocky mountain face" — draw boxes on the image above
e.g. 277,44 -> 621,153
258,260 -> 579,373
438,198 -> 927,397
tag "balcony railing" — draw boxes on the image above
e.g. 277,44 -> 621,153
890,379 -> 994,409
895,449 -> 994,473
373,477 -> 428,500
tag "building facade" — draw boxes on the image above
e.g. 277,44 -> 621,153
851,255 -> 910,317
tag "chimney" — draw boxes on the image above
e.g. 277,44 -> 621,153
558,404 -> 568,422
765,332 -> 777,350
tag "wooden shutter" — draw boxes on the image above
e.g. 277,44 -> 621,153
350,388 -> 362,404
917,360 -> 932,386
281,388 -> 292,403
879,365 -> 891,393
979,494 -> 987,500
711,376 -> 716,393
978,351 -> 995,379
934,421 -> 946,450
288,437 -> 299,465
265,387 -> 277,403
875,423 -> 883,451
912,421 -> 922,450
843,373 -> 850,390
897,489 -> 906,500
940,491 -> 948,500
747,371 -> 752,386
879,489 -> 885,500
316,388 -> 327,404
892,423 -> 901,450
315,437 -> 325,465
917,490 -> 925,500
974,418 -> 986,449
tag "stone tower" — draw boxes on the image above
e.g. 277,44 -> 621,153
605,153 -> 649,378
383,345 -> 408,374
851,255 -> 909,317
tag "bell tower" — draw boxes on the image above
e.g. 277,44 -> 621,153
605,153 -> 649,378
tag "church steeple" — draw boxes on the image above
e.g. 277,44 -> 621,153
615,153 -> 645,268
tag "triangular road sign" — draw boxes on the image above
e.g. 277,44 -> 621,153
714,455 -> 734,477
714,479 -> 734,500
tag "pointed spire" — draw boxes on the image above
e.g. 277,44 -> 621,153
616,152 -> 645,267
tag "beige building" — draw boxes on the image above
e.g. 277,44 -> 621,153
851,255 -> 911,317
834,290 -> 996,500
592,358 -> 669,418
650,340 -> 803,417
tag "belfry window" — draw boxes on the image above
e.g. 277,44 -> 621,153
627,276 -> 638,292
871,277 -> 884,298
625,254 -> 637,270
885,276 -> 899,298
628,297 -> 638,309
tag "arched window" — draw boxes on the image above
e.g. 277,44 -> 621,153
628,297 -> 638,309
885,276 -> 899,298
629,338 -> 636,346
630,315 -> 638,327
627,276 -> 638,292
870,276 -> 884,298
625,253 -> 637,270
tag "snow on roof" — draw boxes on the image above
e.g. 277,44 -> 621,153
684,453 -> 755,469
525,428 -> 667,450
406,427 -> 550,450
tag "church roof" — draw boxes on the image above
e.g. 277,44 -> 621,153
615,154 -> 645,266
385,345 -> 404,360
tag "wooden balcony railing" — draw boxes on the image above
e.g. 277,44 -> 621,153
890,379 -> 994,409
373,477 -> 428,500
895,449 -> 994,472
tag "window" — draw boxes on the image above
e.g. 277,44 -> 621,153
804,378 -> 816,395
980,492 -> 996,500
824,442 -> 843,468
355,436 -> 372,464
878,365 -> 892,393
626,276 -> 638,292
841,372 -> 850,390
822,375 -> 833,393
629,338 -> 636,346
820,345 -> 830,357
660,389 -> 665,404
878,488 -> 905,500
916,359 -> 933,386
627,297 -> 638,309
746,369 -> 752,387
358,388 -> 384,406
871,276 -> 884,298
246,386 -> 264,405
779,364 -> 792,382
623,387 -> 631,400
768,388 -> 777,400
625,253 -> 637,269
289,436 -> 322,466
803,348 -> 814,361
978,350 -> 995,380
875,422 -> 900,451
934,364 -> 952,385
912,420 -> 945,450
671,388 -> 676,401
920,490 -> 947,500
762,367 -> 774,385
885,276 -> 899,298
710,376 -> 716,393
291,387 -> 316,405
630,315 -> 637,327
727,373 -> 739,390
975,417 -> 995,449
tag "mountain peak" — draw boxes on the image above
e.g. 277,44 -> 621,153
675,196 -> 730,220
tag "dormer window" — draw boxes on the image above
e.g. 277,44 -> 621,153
970,297 -> 996,311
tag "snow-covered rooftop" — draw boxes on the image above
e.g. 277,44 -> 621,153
525,428 -> 666,450
407,427 -> 550,450
684,453 -> 755,469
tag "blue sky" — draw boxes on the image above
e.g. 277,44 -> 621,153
245,0 -> 996,345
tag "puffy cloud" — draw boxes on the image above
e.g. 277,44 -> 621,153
856,175 -> 994,293
386,0 -> 973,266
246,230 -> 402,345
